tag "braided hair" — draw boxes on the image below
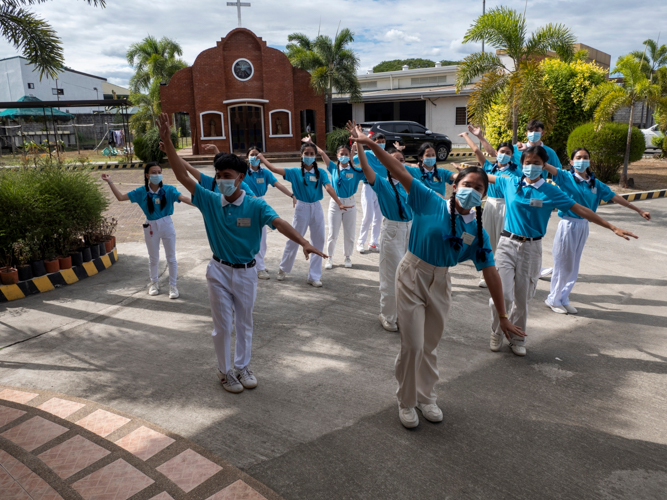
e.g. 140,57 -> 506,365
516,145 -> 549,194
417,142 -> 441,182
144,162 -> 166,214
300,142 -> 320,187
449,166 -> 490,261
570,147 -> 596,189
387,171 -> 408,220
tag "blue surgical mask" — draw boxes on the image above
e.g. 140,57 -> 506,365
338,156 -> 350,164
522,164 -> 543,180
249,156 -> 260,167
496,153 -> 511,165
573,159 -> 590,172
302,156 -> 315,166
216,177 -> 239,196
149,174 -> 162,185
456,187 -> 483,209
423,157 -> 436,167
527,131 -> 542,143
376,143 -> 386,150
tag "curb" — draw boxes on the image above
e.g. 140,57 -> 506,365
601,188 -> 667,205
0,248 -> 118,303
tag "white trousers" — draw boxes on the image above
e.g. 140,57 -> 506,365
547,217 -> 589,306
358,184 -> 381,247
490,236 -> 542,346
379,218 -> 411,324
143,216 -> 177,287
327,197 -> 357,258
395,252 -> 451,409
279,200 -> 325,281
255,196 -> 268,271
206,258 -> 258,374
480,197 -> 506,279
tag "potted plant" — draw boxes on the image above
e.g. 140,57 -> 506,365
69,232 -> 84,267
12,240 -> 34,282
101,217 -> 118,254
43,239 -> 60,274
0,249 -> 18,285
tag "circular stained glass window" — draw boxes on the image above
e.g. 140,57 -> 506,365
233,59 -> 254,81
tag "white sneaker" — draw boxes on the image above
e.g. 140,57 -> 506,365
325,258 -> 333,270
478,279 -> 487,288
236,366 -> 257,389
344,257 -> 352,268
218,370 -> 243,393
490,332 -> 503,352
540,267 -> 553,278
379,314 -> 398,332
545,299 -> 568,314
168,286 -> 179,299
509,343 -> 527,356
563,304 -> 578,314
357,244 -> 366,254
277,270 -> 286,281
368,244 -> 379,253
257,269 -> 270,280
148,282 -> 159,296
416,402 -> 443,423
398,406 -> 419,429
307,279 -> 323,287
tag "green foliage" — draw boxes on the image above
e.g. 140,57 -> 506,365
0,160 -> 109,266
651,133 -> 667,156
567,122 -> 645,182
134,127 -> 178,163
326,128 -> 351,154
373,59 -> 435,73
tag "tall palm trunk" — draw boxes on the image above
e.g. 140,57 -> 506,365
621,102 -> 635,188
327,78 -> 334,134
511,105 -> 519,143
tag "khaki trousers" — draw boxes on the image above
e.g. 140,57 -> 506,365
395,252 -> 451,409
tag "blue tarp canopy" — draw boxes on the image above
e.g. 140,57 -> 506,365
0,96 -> 75,121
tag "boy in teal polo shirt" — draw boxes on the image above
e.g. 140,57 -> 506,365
157,114 -> 326,394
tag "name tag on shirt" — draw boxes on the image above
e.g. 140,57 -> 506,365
433,179 -> 441,183
236,218 -> 251,227
592,187 -> 597,194
529,198 -> 543,207
309,175 -> 317,182
346,173 -> 354,179
462,232 -> 476,246
256,178 -> 265,184
154,198 -> 161,205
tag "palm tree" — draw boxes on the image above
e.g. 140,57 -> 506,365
286,29 -> 361,133
630,39 -> 667,127
126,36 -> 187,134
585,54 -> 662,187
1,0 -> 104,79
455,6 -> 576,143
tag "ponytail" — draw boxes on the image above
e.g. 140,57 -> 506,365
445,194 -> 463,250
387,172 -> 407,220
516,174 -> 526,194
475,205 -> 491,262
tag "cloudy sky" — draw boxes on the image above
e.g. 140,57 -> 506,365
2,0 -> 666,87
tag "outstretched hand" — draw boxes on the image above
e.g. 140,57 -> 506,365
452,162 -> 465,171
338,204 -> 355,212
202,144 -> 219,154
516,142 -> 527,151
301,135 -> 313,144
345,121 -> 372,145
458,131 -> 469,138
499,318 -> 526,340
613,227 -> 639,240
101,173 -> 111,183
640,210 -> 651,221
158,141 -> 166,153
156,113 -> 171,143
393,141 -> 405,151
468,124 -> 482,137
302,243 -> 327,261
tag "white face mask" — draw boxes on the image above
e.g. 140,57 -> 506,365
216,176 -> 239,196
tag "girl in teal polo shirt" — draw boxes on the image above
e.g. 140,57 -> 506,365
489,146 -> 638,357
405,142 -> 454,197
348,121 -> 524,429
262,141 -> 353,287
541,148 -> 650,314
102,163 -> 191,299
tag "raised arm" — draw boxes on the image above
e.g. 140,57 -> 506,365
303,136 -> 332,166
157,114 -> 197,194
458,131 -> 486,166
609,195 -> 651,220
569,203 -> 638,240
178,194 -> 194,206
100,174 -> 130,201
468,124 -> 497,156
346,121 -> 413,192
159,141 -> 203,182
543,163 -> 559,176
257,152 -> 286,177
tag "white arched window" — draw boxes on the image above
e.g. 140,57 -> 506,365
200,111 -> 225,140
268,109 -> 292,138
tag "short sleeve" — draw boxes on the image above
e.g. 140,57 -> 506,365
441,169 -> 454,185
319,168 -> 330,186
241,180 -> 256,197
370,175 -> 385,196
265,170 -> 278,186
257,198 -> 279,230
494,175 -> 510,197
283,168 -> 297,183
545,184 -> 576,211
598,181 -> 615,202
352,155 -> 360,166
192,182 -> 221,215
165,185 -> 182,204
199,172 -> 216,191
548,148 -> 562,168
483,159 -> 494,173
553,169 -> 576,191
327,160 -> 337,174
407,176 -> 430,213
126,187 -> 144,204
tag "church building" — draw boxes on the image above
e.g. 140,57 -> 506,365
160,29 -> 325,156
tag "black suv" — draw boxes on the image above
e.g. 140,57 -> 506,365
359,121 -> 452,161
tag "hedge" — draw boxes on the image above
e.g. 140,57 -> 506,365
326,128 -> 351,155
134,127 -> 178,163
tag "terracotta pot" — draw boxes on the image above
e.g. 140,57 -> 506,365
81,247 -> 92,262
58,256 -> 72,270
90,245 -> 100,260
70,251 -> 83,267
17,265 -> 33,282
31,260 -> 47,277
98,242 -> 107,256
1,267 -> 19,285
111,236 -> 117,248
44,259 -> 60,274
104,239 -> 113,254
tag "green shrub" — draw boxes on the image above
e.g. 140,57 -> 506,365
566,122 -> 645,182
134,127 -> 178,163
326,128 -> 351,154
651,133 -> 667,155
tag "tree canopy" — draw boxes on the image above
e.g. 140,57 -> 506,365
372,58 -> 459,73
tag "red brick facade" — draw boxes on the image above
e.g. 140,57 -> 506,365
160,29 -> 325,155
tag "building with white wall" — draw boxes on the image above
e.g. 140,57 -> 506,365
0,56 -> 112,114
332,64 -> 475,146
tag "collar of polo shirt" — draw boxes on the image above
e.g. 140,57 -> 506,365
221,189 -> 246,207
446,198 -> 476,224
522,178 -> 545,189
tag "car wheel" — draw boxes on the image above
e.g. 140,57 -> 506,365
436,144 -> 450,161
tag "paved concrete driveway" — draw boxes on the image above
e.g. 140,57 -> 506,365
1,166 -> 666,499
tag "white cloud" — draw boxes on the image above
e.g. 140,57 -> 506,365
430,48 -> 442,56
384,29 -> 420,44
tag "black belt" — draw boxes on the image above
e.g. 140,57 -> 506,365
212,255 -> 256,268
501,230 -> 542,242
